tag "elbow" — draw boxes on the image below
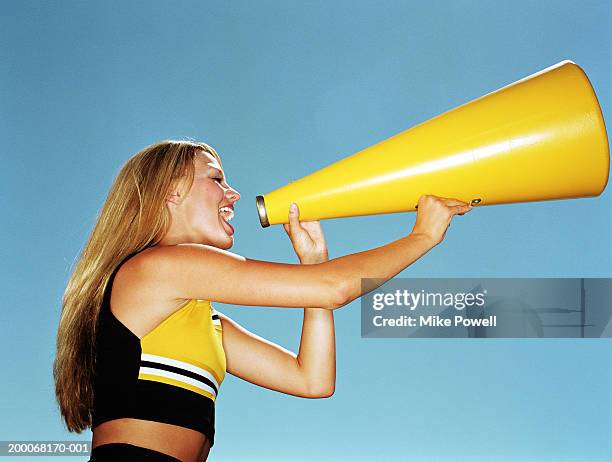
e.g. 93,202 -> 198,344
305,382 -> 335,399
327,278 -> 352,310
316,260 -> 353,309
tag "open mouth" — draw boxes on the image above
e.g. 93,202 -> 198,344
219,206 -> 235,235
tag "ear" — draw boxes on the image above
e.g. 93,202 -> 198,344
166,189 -> 182,205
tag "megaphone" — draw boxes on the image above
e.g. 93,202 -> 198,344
255,60 -> 609,227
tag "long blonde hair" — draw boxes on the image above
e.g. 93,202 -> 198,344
53,139 -> 222,432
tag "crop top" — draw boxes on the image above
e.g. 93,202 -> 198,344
91,255 -> 226,446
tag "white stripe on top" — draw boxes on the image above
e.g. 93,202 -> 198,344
140,353 -> 220,391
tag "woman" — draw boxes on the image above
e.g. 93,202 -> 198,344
54,140 -> 472,462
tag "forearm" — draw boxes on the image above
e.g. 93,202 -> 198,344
325,232 -> 435,304
296,307 -> 335,397
293,255 -> 335,397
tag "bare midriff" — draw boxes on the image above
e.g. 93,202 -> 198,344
92,418 -> 211,462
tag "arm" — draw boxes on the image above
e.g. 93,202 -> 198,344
218,307 -> 334,398
284,194 -> 474,305
220,208 -> 335,398
283,209 -> 335,397
282,195 -> 469,396
133,195 -> 472,309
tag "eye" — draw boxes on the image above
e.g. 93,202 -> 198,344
213,177 -> 223,183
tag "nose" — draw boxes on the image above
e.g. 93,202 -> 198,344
226,185 -> 240,204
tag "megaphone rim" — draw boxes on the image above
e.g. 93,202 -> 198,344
256,195 -> 270,228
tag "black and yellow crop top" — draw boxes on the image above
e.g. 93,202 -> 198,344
92,255 -> 226,446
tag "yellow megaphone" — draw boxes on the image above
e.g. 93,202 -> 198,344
255,60 -> 609,227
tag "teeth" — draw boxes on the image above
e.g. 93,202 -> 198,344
219,206 -> 234,221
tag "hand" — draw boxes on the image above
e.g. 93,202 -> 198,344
283,203 -> 329,264
410,195 -> 473,247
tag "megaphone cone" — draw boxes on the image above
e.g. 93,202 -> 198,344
256,60 -> 609,227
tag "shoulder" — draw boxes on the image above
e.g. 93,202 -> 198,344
116,245 -> 205,282
110,246 -> 196,304
114,244 -> 245,295
109,248 -> 193,333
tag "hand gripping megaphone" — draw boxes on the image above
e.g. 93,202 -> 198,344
255,60 -> 609,227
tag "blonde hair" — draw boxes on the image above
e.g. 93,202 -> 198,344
53,139 -> 222,432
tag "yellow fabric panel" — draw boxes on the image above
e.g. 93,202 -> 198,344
140,299 -> 226,386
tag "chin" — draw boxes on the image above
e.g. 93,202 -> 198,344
217,235 -> 234,250
197,231 -> 234,249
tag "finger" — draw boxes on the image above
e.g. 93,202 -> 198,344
449,204 -> 473,216
300,221 -> 324,237
442,197 -> 471,207
288,203 -> 304,235
456,205 -> 474,216
283,223 -> 290,234
301,225 -> 326,248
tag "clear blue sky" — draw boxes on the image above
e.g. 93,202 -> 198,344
1,1 -> 610,461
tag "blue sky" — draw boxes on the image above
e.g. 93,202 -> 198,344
1,1 -> 610,461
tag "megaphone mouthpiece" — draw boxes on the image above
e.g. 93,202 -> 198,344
256,195 -> 270,228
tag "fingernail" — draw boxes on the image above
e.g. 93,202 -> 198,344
290,203 -> 297,213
